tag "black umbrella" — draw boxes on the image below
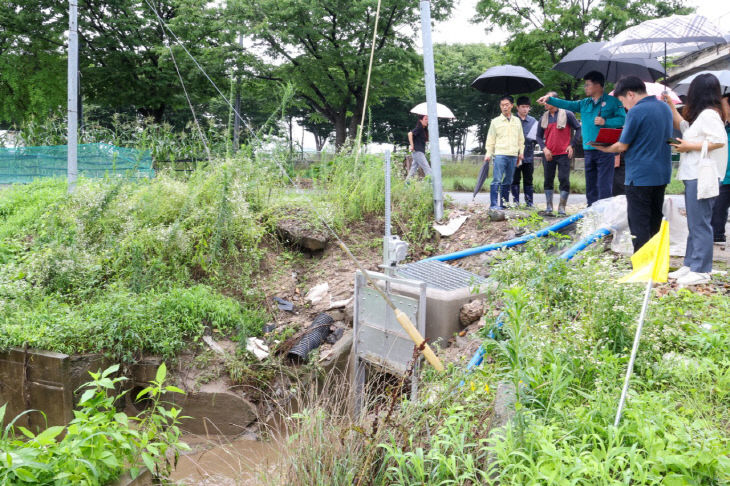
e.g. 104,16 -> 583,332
472,160 -> 490,199
471,65 -> 544,94
554,41 -> 666,82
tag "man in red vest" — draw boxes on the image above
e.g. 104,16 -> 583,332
536,92 -> 581,215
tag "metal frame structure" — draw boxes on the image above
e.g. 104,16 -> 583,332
352,270 -> 427,415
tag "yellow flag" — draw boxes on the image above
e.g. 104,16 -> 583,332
618,219 -> 670,283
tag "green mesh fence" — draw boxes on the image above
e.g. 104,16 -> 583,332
0,143 -> 154,184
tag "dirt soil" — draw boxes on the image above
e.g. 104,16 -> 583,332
168,202 -> 728,417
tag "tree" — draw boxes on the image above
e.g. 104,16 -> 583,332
0,0 -> 66,125
433,43 -> 503,157
474,0 -> 693,100
228,0 -> 454,149
0,0 -> 234,125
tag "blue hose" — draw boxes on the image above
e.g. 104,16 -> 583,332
458,313 -> 504,387
558,227 -> 611,261
426,212 -> 585,262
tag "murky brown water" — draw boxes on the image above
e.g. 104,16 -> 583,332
170,434 -> 283,485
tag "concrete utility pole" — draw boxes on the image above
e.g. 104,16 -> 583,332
67,0 -> 79,193
233,34 -> 243,152
419,0 -> 444,220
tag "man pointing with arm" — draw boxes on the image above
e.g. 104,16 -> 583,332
537,71 -> 625,206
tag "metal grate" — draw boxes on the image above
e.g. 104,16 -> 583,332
395,260 -> 487,291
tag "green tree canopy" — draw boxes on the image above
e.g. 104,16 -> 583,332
474,0 -> 693,100
228,0 -> 454,149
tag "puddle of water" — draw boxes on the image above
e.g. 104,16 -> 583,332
170,434 -> 283,485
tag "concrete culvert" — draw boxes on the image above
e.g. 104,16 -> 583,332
287,313 -> 334,362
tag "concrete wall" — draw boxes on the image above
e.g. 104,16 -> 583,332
0,348 -> 107,430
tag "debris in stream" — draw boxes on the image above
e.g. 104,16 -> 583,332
273,296 -> 295,312
246,337 -> 270,361
305,282 -> 329,305
286,313 -> 334,362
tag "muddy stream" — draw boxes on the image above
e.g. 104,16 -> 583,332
169,433 -> 284,485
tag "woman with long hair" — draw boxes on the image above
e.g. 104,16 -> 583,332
664,73 -> 728,286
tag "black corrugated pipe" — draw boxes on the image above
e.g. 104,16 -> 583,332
287,313 -> 334,362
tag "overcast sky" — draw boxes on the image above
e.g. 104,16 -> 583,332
430,0 -> 730,46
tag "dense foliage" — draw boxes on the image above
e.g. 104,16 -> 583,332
0,151 -> 434,360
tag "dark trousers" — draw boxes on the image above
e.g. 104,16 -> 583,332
584,150 -> 615,206
625,184 -> 666,252
613,154 -> 626,196
512,161 -> 533,189
710,184 -> 730,242
511,162 -> 534,204
543,154 -> 570,193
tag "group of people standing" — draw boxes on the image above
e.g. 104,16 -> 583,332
408,69 -> 730,286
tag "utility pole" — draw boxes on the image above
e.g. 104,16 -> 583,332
419,0 -> 443,220
67,0 -> 78,193
233,33 -> 243,152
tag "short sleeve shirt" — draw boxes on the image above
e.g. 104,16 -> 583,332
411,123 -> 428,153
619,96 -> 673,186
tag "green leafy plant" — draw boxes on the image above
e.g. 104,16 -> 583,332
0,364 -> 189,484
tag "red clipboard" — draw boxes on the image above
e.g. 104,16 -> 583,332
590,128 -> 622,146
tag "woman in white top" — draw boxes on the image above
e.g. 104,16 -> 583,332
664,74 -> 728,286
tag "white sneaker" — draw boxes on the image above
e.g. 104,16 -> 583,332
668,266 -> 691,279
676,271 -> 711,286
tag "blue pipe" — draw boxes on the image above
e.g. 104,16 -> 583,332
558,227 -> 611,261
458,313 -> 504,387
425,212 -> 585,262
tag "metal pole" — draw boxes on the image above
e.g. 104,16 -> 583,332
233,33 -> 243,152
419,0 -> 443,220
67,0 -> 79,194
383,150 -> 392,279
614,278 -> 653,427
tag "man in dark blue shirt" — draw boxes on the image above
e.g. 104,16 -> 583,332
511,96 -> 538,207
593,76 -> 673,251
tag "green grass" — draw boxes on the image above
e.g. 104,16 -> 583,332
0,151 -> 435,361
441,162 -> 685,195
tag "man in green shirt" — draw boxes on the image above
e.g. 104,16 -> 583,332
538,71 -> 626,206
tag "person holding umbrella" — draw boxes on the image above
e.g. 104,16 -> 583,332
663,74 -> 728,286
407,115 -> 432,179
537,71 -> 626,206
483,95 -> 524,209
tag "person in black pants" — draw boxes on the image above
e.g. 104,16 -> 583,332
592,76 -> 673,251
711,93 -> 730,244
511,96 -> 538,206
536,92 -> 581,215
612,153 -> 625,196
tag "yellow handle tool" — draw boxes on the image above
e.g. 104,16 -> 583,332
395,309 -> 444,372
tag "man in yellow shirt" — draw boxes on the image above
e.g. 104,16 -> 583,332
484,95 -> 525,209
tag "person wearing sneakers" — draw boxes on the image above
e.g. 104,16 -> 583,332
511,96 -> 538,207
484,95 -> 525,209
710,93 -> 730,246
592,76 -> 673,252
663,74 -> 728,286
536,92 -> 581,215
